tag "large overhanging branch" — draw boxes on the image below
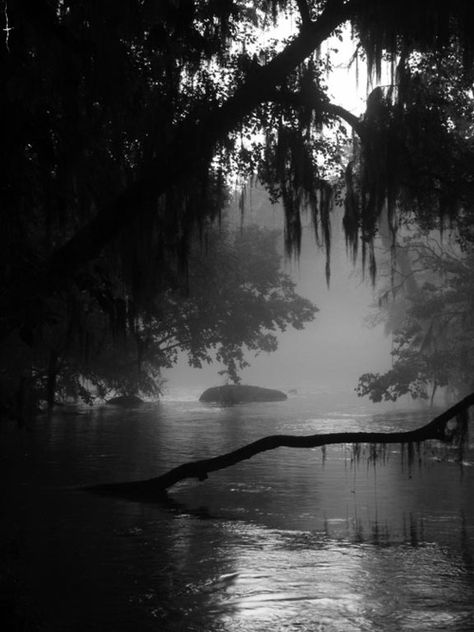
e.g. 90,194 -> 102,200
86,392 -> 474,500
47,1 -> 353,280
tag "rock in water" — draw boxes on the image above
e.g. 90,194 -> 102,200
199,385 -> 287,404
106,395 -> 144,407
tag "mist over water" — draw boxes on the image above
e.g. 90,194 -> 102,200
3,210 -> 471,628
165,203 -> 392,404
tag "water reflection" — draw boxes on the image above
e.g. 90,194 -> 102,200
1,398 -> 474,630
135,516 -> 474,631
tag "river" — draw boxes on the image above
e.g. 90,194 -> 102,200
1,390 -> 474,631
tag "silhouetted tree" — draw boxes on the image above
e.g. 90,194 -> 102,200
357,232 -> 474,402
2,1 -> 474,416
46,225 -> 316,404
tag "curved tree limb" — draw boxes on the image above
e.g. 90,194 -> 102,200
47,1 -> 353,280
87,392 -> 474,500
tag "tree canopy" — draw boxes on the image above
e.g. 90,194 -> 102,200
0,222 -> 316,413
158,225 -> 317,385
3,0 -> 474,414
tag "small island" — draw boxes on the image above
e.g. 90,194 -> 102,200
199,384 -> 287,405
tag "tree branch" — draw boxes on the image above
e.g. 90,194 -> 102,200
295,0 -> 311,26
268,88 -> 366,140
86,392 -> 474,500
46,1 -> 353,280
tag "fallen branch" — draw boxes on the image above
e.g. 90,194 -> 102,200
86,393 -> 474,499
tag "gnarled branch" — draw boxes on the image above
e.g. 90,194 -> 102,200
87,392 -> 474,500
46,1 -> 353,280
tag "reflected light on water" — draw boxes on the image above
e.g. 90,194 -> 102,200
185,523 -> 474,631
1,397 -> 474,630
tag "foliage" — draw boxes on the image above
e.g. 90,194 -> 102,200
357,234 -> 474,402
4,2 -> 474,283
345,45 -> 474,277
0,225 -> 316,408
152,224 -> 318,384
3,0 -> 474,414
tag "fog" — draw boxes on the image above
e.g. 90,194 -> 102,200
163,201 -> 393,400
242,229 -> 392,393
164,39 -> 399,401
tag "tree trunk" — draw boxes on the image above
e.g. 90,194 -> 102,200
16,373 -> 36,428
86,392 -> 474,500
47,3 -> 352,280
46,350 -> 59,410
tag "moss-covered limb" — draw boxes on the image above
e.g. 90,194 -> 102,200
87,393 -> 474,499
268,89 -> 367,140
48,2 -> 352,279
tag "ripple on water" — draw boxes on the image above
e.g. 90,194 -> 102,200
2,401 -> 474,631
167,520 -> 474,632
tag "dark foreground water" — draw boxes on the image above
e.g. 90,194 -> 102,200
1,390 -> 474,631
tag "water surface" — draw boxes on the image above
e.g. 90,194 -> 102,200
1,392 -> 473,630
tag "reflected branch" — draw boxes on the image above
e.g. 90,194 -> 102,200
86,393 -> 474,500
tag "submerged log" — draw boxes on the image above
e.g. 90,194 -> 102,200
199,384 -> 287,404
86,393 -> 474,499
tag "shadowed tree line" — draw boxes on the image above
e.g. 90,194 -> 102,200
358,230 -> 474,403
2,1 -> 474,421
0,221 -> 317,413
